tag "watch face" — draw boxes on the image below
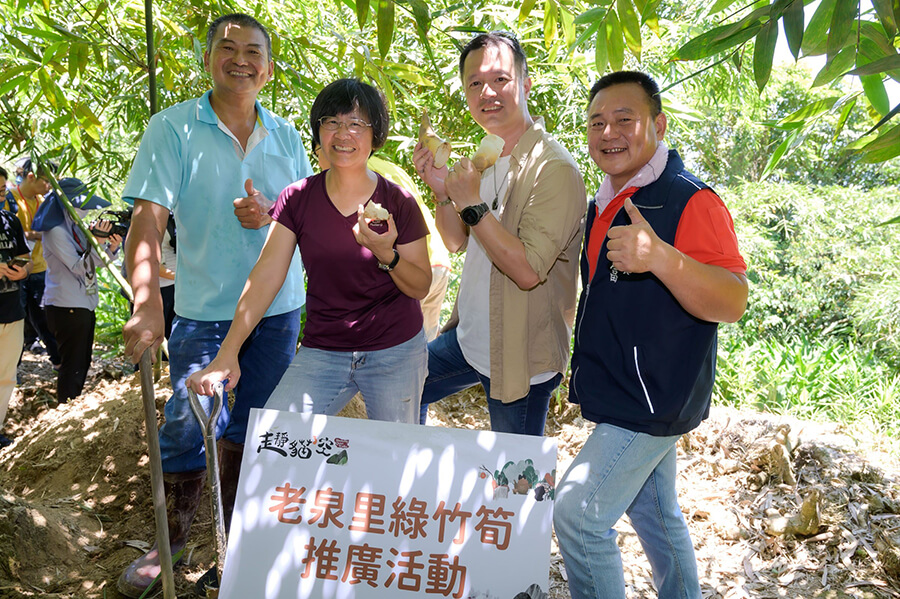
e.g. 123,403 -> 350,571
461,203 -> 487,226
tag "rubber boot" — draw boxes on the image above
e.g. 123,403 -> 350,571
117,469 -> 205,598
195,440 -> 245,596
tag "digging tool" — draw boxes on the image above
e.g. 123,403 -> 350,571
139,349 -> 176,599
187,386 -> 228,592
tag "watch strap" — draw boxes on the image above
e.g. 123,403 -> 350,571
378,248 -> 400,272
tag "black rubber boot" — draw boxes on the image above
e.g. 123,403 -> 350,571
117,469 -> 205,598
195,440 -> 245,596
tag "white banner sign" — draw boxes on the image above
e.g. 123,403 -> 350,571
219,408 -> 557,599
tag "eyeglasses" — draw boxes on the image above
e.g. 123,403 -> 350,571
318,116 -> 372,135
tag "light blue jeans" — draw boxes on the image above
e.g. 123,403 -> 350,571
265,329 -> 427,424
160,309 -> 301,472
554,423 -> 701,599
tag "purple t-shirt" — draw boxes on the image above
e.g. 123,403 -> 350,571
271,171 -> 428,351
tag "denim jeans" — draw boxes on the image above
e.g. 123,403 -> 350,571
420,328 -> 561,436
160,309 -> 301,473
265,329 -> 427,424
554,423 -> 701,599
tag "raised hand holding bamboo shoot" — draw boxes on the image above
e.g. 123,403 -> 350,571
418,112 -> 452,169
471,134 -> 505,172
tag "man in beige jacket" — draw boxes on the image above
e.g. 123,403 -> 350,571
413,31 -> 586,435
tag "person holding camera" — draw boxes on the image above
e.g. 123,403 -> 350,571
33,178 -> 121,403
0,206 -> 32,448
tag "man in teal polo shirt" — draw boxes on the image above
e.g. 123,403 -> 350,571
119,13 -> 312,596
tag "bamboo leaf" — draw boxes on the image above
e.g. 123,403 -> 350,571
846,54 -> 900,76
544,0 -> 558,48
832,96 -> 857,140
674,22 -> 762,61
575,6 -> 611,25
708,0 -> 743,14
0,74 -> 32,99
595,22 -> 608,74
827,0 -> 858,61
518,0 -> 538,26
376,0 -> 394,59
640,0 -> 661,34
753,19 -> 778,91
860,74 -> 890,115
782,0 -> 804,60
606,10 -> 625,71
560,6 -> 576,47
13,25 -> 66,42
871,0 -> 898,37
778,96 -> 841,124
801,0 -> 836,56
408,0 -> 431,35
68,43 -> 78,81
860,124 -> 900,161
357,0 -> 370,29
862,101 -> 900,135
812,46 -> 855,86
574,19 -> 601,49
617,0 -> 641,60
4,33 -> 42,62
760,128 -> 801,180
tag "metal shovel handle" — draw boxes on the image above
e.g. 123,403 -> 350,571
139,350 -> 176,599
187,385 -> 228,587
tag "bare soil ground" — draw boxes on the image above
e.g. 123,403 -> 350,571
1,348 -> 898,598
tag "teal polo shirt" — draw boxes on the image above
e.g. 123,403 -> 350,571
123,91 -> 311,321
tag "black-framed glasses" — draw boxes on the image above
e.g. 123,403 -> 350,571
318,116 -> 372,135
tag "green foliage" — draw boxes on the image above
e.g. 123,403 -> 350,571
95,267 -> 131,358
713,181 -> 900,450
723,182 -> 900,344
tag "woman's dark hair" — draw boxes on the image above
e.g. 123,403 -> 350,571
309,79 -> 389,155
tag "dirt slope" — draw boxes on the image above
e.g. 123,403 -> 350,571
1,350 -> 898,598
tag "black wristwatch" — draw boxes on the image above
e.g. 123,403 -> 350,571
459,202 -> 490,226
378,248 -> 400,272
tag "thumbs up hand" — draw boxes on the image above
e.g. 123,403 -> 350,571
233,178 -> 274,229
606,198 -> 661,274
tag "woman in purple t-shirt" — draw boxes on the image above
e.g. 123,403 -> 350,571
187,79 -> 431,423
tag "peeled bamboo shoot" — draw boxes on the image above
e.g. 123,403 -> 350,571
471,134 -> 505,172
418,112 -> 452,169
363,202 -> 390,221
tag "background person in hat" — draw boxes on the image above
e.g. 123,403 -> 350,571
33,178 -> 122,403
9,158 -> 61,368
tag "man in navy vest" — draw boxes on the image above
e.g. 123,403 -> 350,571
554,71 -> 748,598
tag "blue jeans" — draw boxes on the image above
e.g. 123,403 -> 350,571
265,329 -> 427,424
159,309 -> 301,472
554,423 -> 701,599
420,328 -> 561,436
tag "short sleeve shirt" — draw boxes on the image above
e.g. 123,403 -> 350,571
587,187 -> 746,282
121,91 -> 312,321
270,171 -> 428,351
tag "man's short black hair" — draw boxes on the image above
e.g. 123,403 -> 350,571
459,31 -> 529,81
309,78 -> 389,155
20,158 -> 59,179
206,13 -> 272,61
0,166 -> 7,179
588,71 -> 662,116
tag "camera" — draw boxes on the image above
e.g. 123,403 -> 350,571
90,209 -> 132,238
